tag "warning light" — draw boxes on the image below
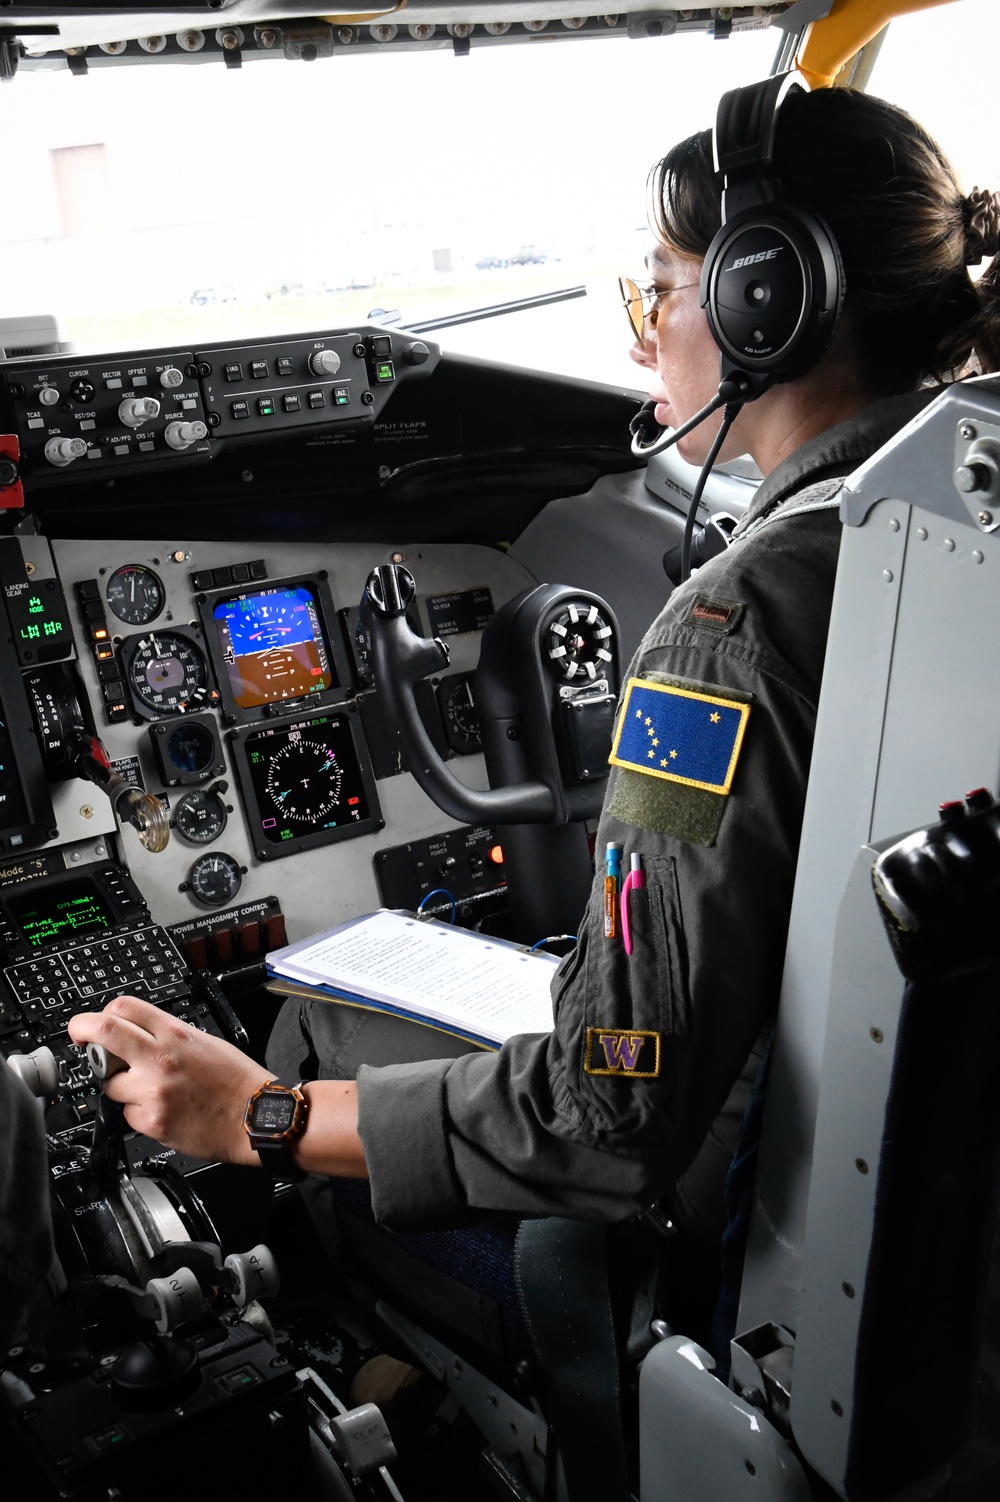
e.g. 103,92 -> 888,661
348,797 -> 359,806
488,844 -> 504,865
92,626 -> 109,641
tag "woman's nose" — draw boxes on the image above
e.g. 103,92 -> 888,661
629,336 -> 655,371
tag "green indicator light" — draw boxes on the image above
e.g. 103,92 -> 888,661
335,394 -> 349,405
27,596 -> 43,614
43,621 -> 63,636
20,624 -> 40,640
377,364 -> 392,380
260,402 -> 274,415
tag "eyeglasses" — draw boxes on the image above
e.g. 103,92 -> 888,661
618,274 -> 699,343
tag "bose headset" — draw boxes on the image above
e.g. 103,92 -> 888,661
630,70 -> 846,460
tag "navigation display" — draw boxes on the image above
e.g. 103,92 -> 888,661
7,876 -> 113,949
213,584 -> 334,709
234,711 -> 380,859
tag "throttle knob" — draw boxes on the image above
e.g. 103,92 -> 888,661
365,563 -> 416,619
7,1044 -> 59,1098
44,436 -> 88,467
225,1244 -> 280,1308
309,348 -> 342,377
118,396 -> 161,428
164,419 -> 208,451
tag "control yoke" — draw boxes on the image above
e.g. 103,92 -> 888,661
362,564 -> 619,828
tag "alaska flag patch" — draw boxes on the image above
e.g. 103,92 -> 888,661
609,677 -> 750,794
584,1027 -> 661,1078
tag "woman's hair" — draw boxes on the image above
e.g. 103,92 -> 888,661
649,87 -> 1000,396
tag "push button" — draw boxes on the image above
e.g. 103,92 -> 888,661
276,357 -> 294,376
307,391 -> 325,409
282,394 -> 300,413
250,361 -> 269,379
230,401 -> 250,420
224,364 -> 243,382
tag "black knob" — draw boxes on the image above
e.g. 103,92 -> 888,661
365,564 -> 416,619
404,341 -> 430,365
0,458 -> 17,489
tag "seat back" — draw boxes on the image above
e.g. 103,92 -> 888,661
734,376 -> 1000,1496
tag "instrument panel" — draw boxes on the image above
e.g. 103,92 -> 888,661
41,532 -> 532,948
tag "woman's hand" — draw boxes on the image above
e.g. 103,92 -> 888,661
68,996 -> 271,1167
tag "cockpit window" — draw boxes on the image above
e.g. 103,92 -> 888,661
2,27 -> 775,384
867,0 -> 1000,198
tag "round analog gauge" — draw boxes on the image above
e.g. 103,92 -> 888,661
106,565 -> 165,626
545,602 -> 614,682
174,788 -> 228,845
437,672 -> 482,754
265,734 -> 344,823
187,850 -> 242,907
126,631 -> 209,716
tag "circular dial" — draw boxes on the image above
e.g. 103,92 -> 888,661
264,733 -> 344,823
187,850 -> 242,907
126,632 -> 208,715
545,602 -> 614,682
107,565 -> 165,626
174,788 -> 228,845
437,673 -> 482,754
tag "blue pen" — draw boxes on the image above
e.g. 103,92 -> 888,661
604,842 -> 623,939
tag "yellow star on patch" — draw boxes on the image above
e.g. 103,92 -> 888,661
645,717 -> 652,727
648,749 -> 655,759
651,737 -> 659,747
710,712 -> 720,724
670,749 -> 677,759
660,758 -> 668,767
635,709 -> 642,719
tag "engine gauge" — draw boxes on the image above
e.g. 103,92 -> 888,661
106,565 -> 165,626
174,788 -> 228,845
187,850 -> 243,907
437,672 -> 482,755
121,630 -> 212,719
545,601 -> 614,683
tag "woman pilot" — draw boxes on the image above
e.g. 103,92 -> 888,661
69,81 -> 1000,1327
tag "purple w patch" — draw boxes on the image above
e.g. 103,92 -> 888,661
584,1027 -> 660,1079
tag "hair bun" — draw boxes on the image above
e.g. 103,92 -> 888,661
963,187 -> 1000,263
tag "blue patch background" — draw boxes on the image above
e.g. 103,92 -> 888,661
611,680 -> 747,793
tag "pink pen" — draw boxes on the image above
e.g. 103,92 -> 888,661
620,852 -> 645,956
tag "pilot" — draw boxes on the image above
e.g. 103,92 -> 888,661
0,1065 -> 54,1346
69,86 -> 1000,1326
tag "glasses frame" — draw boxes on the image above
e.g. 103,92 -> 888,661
618,274 -> 699,343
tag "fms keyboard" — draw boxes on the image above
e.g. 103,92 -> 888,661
0,862 -> 231,1133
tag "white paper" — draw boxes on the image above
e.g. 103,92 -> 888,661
270,910 -> 558,1043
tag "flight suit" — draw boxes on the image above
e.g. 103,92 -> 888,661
268,389 -> 935,1240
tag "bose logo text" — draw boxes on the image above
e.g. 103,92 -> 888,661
725,247 -> 782,272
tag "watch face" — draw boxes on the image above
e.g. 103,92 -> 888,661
252,1092 -> 296,1135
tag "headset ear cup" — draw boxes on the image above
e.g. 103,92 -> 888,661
701,201 -> 844,386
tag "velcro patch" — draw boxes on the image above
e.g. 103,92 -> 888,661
584,1027 -> 661,1078
686,594 -> 744,635
609,677 -> 750,794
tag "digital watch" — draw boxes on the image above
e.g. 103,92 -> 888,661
243,1078 -> 309,1182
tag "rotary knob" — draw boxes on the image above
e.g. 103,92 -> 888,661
44,436 -> 88,467
308,348 -> 341,377
159,366 -> 184,389
118,396 -> 161,428
38,385 -> 60,406
164,419 -> 208,451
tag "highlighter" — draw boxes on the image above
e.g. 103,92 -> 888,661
604,842 -> 623,939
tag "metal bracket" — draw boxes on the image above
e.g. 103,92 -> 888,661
953,416 -> 1000,533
